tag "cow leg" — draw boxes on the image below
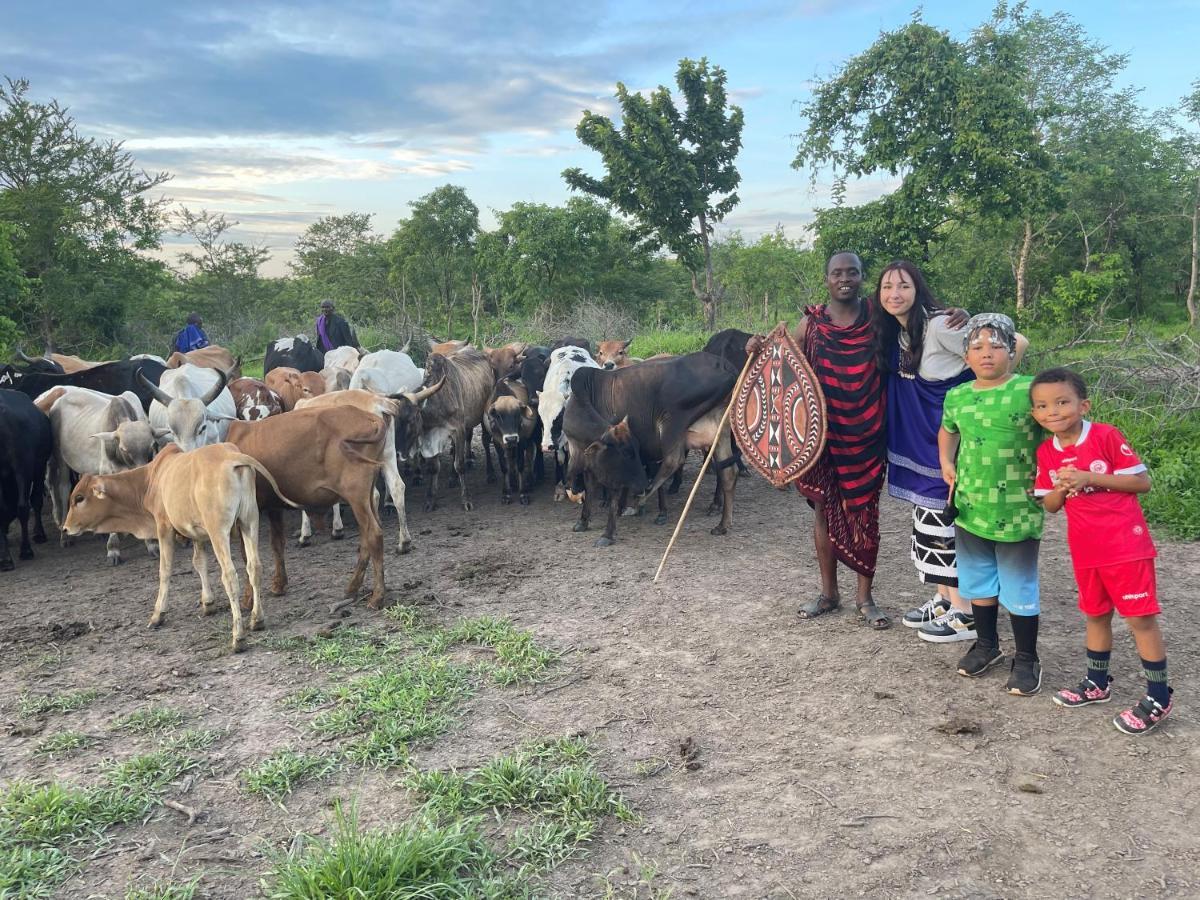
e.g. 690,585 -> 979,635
331,503 -> 344,541
574,470 -> 594,533
242,514 -> 265,631
0,514 -> 12,571
191,540 -> 214,616
268,509 -> 288,596
299,510 -> 313,547
482,429 -> 496,484
519,443 -> 534,506
711,430 -> 736,536
14,471 -> 34,561
50,459 -> 73,547
145,538 -> 160,559
149,523 -> 176,628
554,447 -> 568,502
381,448 -> 412,555
106,533 -> 123,566
455,428 -> 473,512
209,533 -> 245,653
423,455 -> 440,512
596,487 -> 621,547
496,441 -> 512,504
345,499 -> 386,609
655,486 -> 669,525
29,469 -> 46,545
668,463 -> 684,495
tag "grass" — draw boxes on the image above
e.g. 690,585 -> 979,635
114,706 -> 186,735
161,728 -> 224,753
125,874 -> 202,900
103,750 -> 202,801
243,750 -> 339,803
33,731 -> 93,758
17,689 -> 101,717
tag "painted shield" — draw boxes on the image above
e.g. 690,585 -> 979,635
732,322 -> 827,488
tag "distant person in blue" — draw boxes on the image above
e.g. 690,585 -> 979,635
172,312 -> 210,355
315,299 -> 360,354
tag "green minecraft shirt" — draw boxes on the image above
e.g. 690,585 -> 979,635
942,374 -> 1044,542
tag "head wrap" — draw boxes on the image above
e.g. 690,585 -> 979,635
963,313 -> 1017,357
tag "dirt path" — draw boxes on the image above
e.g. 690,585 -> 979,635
2,460 -> 1197,898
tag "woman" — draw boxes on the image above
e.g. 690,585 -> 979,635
874,261 -> 1025,643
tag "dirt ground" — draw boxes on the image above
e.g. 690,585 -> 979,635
2,453 -> 1198,899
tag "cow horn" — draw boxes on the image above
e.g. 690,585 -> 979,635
16,347 -> 37,364
403,377 -> 445,404
399,338 -> 411,355
137,369 -> 174,407
199,368 -> 228,406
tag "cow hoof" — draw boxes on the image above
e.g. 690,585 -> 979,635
331,530 -> 345,541
298,535 -> 311,548
710,524 -> 728,536
107,554 -> 121,566
593,536 -> 614,547
250,618 -> 265,631
200,604 -> 215,617
705,503 -> 719,517
654,512 -> 669,525
573,521 -> 589,533
620,507 -> 638,517
0,559 -> 14,572
462,501 -> 473,512
554,485 -> 566,502
423,501 -> 437,513
500,495 -> 511,505
667,484 -> 681,496
147,616 -> 163,628
146,543 -> 160,559
367,594 -> 391,611
61,536 -> 75,548
231,640 -> 246,654
397,540 -> 413,555
20,547 -> 35,560
519,495 -> 530,506
271,582 -> 287,596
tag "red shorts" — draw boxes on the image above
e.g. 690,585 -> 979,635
1074,559 -> 1159,617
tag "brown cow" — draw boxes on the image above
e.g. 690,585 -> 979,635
226,406 -> 391,609
264,366 -> 326,411
228,377 -> 284,422
428,338 -> 469,356
63,443 -> 295,652
166,345 -> 240,378
595,340 -> 638,369
417,349 -> 494,512
482,346 -> 519,380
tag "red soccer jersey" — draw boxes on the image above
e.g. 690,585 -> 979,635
1034,421 -> 1156,568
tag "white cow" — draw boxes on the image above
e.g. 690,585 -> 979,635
349,349 -> 423,395
537,346 -> 600,500
34,386 -> 167,564
143,364 -> 236,451
323,346 -> 362,374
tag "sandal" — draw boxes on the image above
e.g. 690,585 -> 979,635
797,594 -> 841,619
856,601 -> 891,630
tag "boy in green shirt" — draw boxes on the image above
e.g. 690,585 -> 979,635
939,314 -> 1044,695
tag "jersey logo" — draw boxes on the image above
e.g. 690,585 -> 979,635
1133,525 -> 1144,536
1120,443 -> 1134,456
1089,460 -> 1108,474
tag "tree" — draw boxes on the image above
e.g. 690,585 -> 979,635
174,207 -> 270,340
0,77 -> 171,345
564,57 -> 744,329
1182,80 -> 1200,327
714,229 -> 821,323
291,213 -> 393,324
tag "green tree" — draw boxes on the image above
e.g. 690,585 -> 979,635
291,212 -> 394,324
0,77 -> 170,346
174,207 -> 270,342
714,229 -> 821,323
564,57 -> 744,329
1182,80 -> 1200,327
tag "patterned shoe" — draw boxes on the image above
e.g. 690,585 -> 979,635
903,595 -> 950,629
1113,690 -> 1174,735
917,610 -> 977,644
1052,677 -> 1113,708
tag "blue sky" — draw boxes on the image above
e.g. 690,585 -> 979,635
4,0 -> 1197,275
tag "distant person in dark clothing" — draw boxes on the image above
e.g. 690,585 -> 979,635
172,312 -> 210,354
315,300 -> 360,353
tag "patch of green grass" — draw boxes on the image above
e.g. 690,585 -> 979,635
161,728 -> 223,753
243,750 -> 339,803
629,331 -> 709,358
125,874 -> 202,900
260,804 -> 518,899
17,689 -> 101,717
0,845 -> 74,899
103,750 -> 201,802
282,687 -> 331,711
33,731 -> 93,758
114,705 -> 186,735
269,628 -> 405,671
439,617 -> 558,685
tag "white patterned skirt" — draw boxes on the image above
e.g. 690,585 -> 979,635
911,505 -> 958,587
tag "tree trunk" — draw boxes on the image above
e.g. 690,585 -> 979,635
1015,219 -> 1033,312
1187,174 -> 1200,329
470,272 -> 483,345
693,211 -> 717,331
763,291 -> 769,323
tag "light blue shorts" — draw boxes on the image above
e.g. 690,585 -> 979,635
954,527 -> 1040,616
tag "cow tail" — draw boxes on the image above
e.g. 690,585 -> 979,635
240,458 -> 302,508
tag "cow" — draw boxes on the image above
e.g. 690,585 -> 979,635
264,366 -> 326,412
564,414 -> 650,546
483,376 -> 541,505
0,389 -> 51,570
483,345 -> 519,381
227,378 -> 284,422
63,443 -> 296,652
141,365 -> 235,451
323,346 -> 363,374
35,386 -> 167,565
320,367 -> 352,393
416,349 -> 493,512
562,353 -> 739,542
13,350 -> 65,375
226,406 -> 392,609
1,359 -> 168,413
703,328 -> 753,370
537,346 -> 601,500
263,335 -> 322,375
595,340 -> 640,370
428,338 -> 469,356
349,349 -> 422,395
166,345 -> 240,379
294,383 -> 442,554
551,336 -> 592,355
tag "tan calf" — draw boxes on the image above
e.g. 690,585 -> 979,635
166,345 -> 240,378
264,366 -> 326,411
63,443 -> 294,652
595,340 -> 636,369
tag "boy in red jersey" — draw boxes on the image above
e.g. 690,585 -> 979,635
1030,368 -> 1172,735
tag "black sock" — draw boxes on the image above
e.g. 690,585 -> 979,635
1009,612 -> 1039,659
1142,657 -> 1169,706
1086,649 -> 1111,688
972,603 -> 999,649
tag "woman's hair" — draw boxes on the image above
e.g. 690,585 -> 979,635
870,260 -> 944,372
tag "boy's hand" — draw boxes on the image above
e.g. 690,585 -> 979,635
1053,465 -> 1089,496
941,463 -> 956,486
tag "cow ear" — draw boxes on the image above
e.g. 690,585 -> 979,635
91,480 -> 107,499
153,427 -> 172,441
92,430 -> 120,455
622,339 -> 632,351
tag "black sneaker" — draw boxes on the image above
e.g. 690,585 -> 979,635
1006,652 -> 1043,696
902,594 -> 950,628
956,641 -> 1003,678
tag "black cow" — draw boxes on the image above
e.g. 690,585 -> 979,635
703,328 -> 753,370
565,414 -> 650,546
550,336 -> 592,355
483,376 -> 542,506
0,390 -> 52,570
11,350 -> 65,375
263,335 -> 323,375
0,360 -> 168,412
563,352 -> 739,544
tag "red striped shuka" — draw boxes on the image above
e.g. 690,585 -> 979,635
795,300 -> 886,576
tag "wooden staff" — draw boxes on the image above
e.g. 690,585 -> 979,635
653,353 -> 756,584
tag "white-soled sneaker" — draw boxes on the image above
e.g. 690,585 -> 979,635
902,595 -> 950,629
917,609 -> 977,643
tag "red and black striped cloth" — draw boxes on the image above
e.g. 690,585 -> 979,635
795,301 -> 886,576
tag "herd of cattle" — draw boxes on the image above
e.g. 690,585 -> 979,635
0,330 -> 752,650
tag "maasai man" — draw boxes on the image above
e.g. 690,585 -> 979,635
172,312 -> 210,354
315,299 -> 360,354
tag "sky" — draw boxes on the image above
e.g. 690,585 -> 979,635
4,0 -> 1198,276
